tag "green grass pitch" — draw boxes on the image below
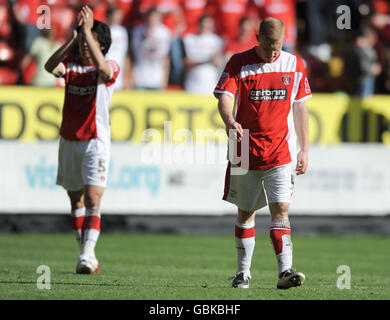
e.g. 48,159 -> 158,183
0,233 -> 389,300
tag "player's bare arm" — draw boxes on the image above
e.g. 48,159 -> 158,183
44,12 -> 83,77
293,100 -> 309,175
80,6 -> 112,80
217,93 -> 243,142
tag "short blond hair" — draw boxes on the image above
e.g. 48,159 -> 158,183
259,17 -> 285,41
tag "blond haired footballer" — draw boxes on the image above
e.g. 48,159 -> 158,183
214,17 -> 310,289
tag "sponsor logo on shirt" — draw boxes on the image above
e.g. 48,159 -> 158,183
68,84 -> 97,96
249,89 -> 287,101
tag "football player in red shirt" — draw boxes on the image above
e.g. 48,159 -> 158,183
214,17 -> 310,289
45,6 -> 119,274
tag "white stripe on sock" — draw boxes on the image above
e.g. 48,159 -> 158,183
270,219 -> 290,228
71,207 -> 85,218
235,219 -> 255,229
82,229 -> 100,257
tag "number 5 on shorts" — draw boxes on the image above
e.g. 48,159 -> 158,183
98,159 -> 106,173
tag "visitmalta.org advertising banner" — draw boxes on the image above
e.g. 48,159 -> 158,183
1,86 -> 390,215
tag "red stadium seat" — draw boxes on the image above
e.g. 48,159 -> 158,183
21,60 -> 37,85
0,67 -> 18,85
51,6 -> 76,42
0,4 -> 11,39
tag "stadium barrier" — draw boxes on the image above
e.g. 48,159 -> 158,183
1,87 -> 390,215
1,142 -> 390,215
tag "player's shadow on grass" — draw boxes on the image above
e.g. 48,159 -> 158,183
0,279 -> 269,290
0,279 -> 133,287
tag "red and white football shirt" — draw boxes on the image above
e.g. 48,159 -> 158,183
116,0 -> 136,27
180,0 -> 207,35
59,57 -> 120,141
214,47 -> 311,170
134,0 -> 181,33
207,0 -> 250,41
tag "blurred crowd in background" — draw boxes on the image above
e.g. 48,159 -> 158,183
0,0 -> 390,97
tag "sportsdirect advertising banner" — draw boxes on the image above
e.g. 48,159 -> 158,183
2,86 -> 390,145
1,142 -> 390,215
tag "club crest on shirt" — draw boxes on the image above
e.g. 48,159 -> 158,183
281,74 -> 292,85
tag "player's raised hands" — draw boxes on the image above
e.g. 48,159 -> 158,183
72,12 -> 84,39
80,5 -> 94,31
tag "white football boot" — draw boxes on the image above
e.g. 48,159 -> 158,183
76,254 -> 99,274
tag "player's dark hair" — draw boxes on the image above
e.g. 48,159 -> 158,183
239,16 -> 250,27
106,5 -> 120,18
145,7 -> 158,17
91,19 -> 112,55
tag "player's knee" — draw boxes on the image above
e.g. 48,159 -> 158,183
67,191 -> 84,210
72,200 -> 84,210
237,208 -> 255,224
83,191 -> 102,209
269,202 -> 290,218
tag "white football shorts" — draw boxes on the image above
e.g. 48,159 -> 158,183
223,162 -> 295,212
56,136 -> 110,191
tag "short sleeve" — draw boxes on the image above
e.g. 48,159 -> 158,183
294,56 -> 312,103
58,53 -> 74,80
104,60 -> 120,87
214,54 -> 240,99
